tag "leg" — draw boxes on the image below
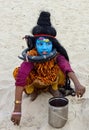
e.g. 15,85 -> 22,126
24,85 -> 38,101
30,89 -> 38,101
49,82 -> 63,97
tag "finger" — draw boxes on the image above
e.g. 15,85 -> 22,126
11,117 -> 15,122
82,88 -> 85,94
77,93 -> 80,98
80,89 -> 85,97
14,122 -> 17,125
17,120 -> 20,125
14,120 -> 18,125
77,92 -> 82,98
79,94 -> 82,98
13,119 -> 20,125
12,119 -> 15,122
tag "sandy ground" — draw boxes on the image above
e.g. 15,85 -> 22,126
0,0 -> 89,130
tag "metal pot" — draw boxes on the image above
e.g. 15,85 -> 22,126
48,97 -> 69,128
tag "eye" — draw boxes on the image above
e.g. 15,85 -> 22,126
47,42 -> 52,45
38,42 -> 43,46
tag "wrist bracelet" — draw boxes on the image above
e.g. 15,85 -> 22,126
12,112 -> 22,115
14,100 -> 22,104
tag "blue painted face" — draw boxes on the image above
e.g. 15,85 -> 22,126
36,37 -> 53,55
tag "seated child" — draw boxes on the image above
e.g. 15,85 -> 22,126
11,11 -> 85,125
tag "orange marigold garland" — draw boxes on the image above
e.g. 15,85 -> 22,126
27,49 -> 60,85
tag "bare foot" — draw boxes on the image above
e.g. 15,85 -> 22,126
30,91 -> 38,101
49,87 -> 63,97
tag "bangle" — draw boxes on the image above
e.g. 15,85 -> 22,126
12,112 -> 22,115
14,100 -> 22,104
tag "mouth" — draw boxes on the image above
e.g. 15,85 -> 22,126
42,51 -> 47,54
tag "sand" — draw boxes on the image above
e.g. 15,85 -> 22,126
0,0 -> 89,130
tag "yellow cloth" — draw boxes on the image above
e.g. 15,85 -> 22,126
13,66 -> 66,94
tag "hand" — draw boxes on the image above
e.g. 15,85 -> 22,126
11,111 -> 21,125
75,84 -> 86,97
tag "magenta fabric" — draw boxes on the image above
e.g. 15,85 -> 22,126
15,61 -> 34,87
56,55 -> 73,74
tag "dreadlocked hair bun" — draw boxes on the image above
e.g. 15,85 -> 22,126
32,11 -> 57,37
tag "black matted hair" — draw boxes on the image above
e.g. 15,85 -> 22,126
23,11 -> 69,61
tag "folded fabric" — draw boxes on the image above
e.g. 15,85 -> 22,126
57,55 -> 73,74
15,61 -> 34,86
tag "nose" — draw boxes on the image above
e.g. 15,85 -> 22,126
42,43 -> 47,50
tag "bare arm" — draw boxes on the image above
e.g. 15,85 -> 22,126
57,55 -> 86,97
68,72 -> 85,97
11,86 -> 24,125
